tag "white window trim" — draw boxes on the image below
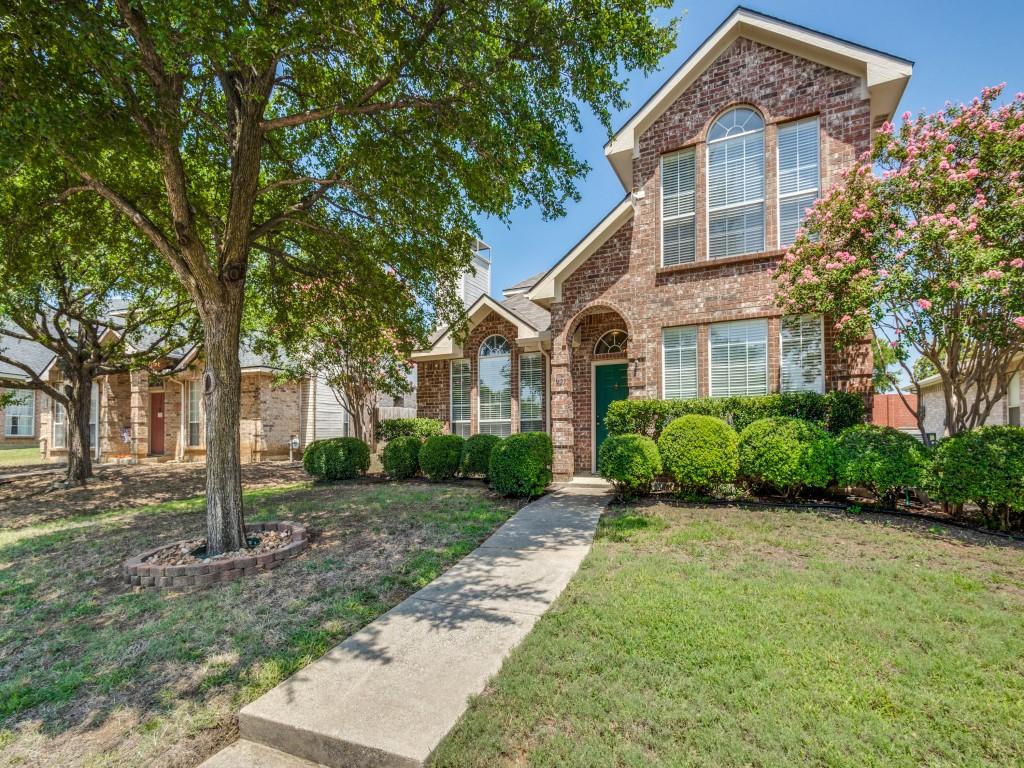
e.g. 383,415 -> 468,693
779,315 -> 826,394
661,326 -> 699,400
478,336 -> 512,436
187,380 -> 202,447
450,358 -> 471,437
518,352 -> 544,433
660,148 -> 696,267
776,117 -> 821,248
706,110 -> 766,260
708,319 -> 769,398
4,390 -> 35,438
52,400 -> 66,449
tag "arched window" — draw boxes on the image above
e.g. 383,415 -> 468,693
707,107 -> 765,259
594,330 -> 628,355
478,335 -> 511,436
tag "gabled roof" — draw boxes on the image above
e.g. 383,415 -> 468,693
502,271 -> 546,297
527,197 -> 634,306
605,6 -> 913,190
412,294 -> 548,361
0,331 -> 56,384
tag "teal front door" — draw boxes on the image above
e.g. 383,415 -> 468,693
594,363 -> 628,470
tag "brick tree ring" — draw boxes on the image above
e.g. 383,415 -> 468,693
123,521 -> 308,589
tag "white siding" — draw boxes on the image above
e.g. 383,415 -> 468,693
461,253 -> 491,308
301,375 -> 349,445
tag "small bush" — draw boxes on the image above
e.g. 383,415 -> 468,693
490,432 -> 553,497
303,437 -> 370,481
657,415 -> 738,495
419,434 -> 464,482
377,417 -> 443,442
927,426 -> 1024,530
382,435 -> 422,479
738,417 -> 836,497
605,391 -> 866,441
835,424 -> 928,507
598,434 -> 662,499
461,434 -> 501,477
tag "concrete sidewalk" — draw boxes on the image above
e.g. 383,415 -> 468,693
202,482 -> 610,768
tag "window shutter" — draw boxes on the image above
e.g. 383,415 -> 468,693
709,320 -> 768,397
780,315 -> 825,393
777,118 -> 819,247
661,149 -> 696,266
662,327 -> 698,399
518,352 -> 543,432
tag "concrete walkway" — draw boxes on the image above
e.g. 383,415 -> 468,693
201,482 -> 610,768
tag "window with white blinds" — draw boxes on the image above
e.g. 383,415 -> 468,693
662,326 -> 698,400
1009,371 -> 1021,427
52,401 -> 66,448
707,108 -> 765,259
450,359 -> 471,437
709,319 -> 768,397
188,380 -> 202,446
4,390 -> 34,437
780,315 -> 825,393
478,336 -> 511,436
519,352 -> 544,432
777,118 -> 819,247
661,148 -> 696,266
89,383 -> 98,451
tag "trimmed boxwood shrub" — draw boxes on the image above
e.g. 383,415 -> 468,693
835,424 -> 928,507
657,415 -> 738,494
598,434 -> 662,499
605,391 -> 865,441
303,437 -> 370,481
419,434 -> 464,482
461,433 -> 501,477
927,426 -> 1024,530
490,432 -> 553,497
382,435 -> 422,479
377,417 -> 443,442
738,417 -> 836,497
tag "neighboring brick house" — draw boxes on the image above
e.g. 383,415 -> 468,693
0,335 -> 53,452
872,393 -> 919,434
413,8 -> 912,479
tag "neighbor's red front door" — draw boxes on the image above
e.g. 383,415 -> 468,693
150,392 -> 165,455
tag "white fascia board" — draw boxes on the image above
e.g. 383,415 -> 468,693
411,295 -> 537,361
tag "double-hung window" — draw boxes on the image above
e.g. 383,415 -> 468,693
780,315 -> 825,393
519,352 -> 543,432
662,326 -> 698,400
661,148 -> 696,266
707,107 -> 765,258
187,380 -> 202,447
4,390 -> 34,437
52,400 -> 66,448
709,319 -> 768,397
1010,371 -> 1021,427
450,359 -> 471,437
777,118 -> 820,247
88,383 -> 99,452
478,336 -> 512,436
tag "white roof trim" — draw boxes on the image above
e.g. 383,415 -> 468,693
412,294 -> 539,361
527,198 -> 634,306
605,7 -> 913,190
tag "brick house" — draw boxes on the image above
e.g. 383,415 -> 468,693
0,335 -> 53,452
413,8 -> 912,480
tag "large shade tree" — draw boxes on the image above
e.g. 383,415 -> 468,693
774,85 -> 1024,444
1,1 -> 675,553
0,161 -> 196,485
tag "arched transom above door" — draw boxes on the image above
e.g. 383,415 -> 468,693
594,329 -> 628,356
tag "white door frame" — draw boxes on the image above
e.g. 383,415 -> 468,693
591,359 -> 629,474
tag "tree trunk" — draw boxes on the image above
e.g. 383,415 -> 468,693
202,301 -> 247,555
63,374 -> 93,486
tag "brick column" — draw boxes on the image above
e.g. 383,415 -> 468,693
129,371 -> 149,461
550,345 -> 575,481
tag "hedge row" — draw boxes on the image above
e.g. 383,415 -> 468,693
604,391 -> 866,441
377,417 -> 443,442
303,437 -> 371,481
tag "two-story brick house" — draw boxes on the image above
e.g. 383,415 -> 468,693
413,8 -> 912,480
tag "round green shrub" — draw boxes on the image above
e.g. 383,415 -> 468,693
377,417 -> 443,442
419,434 -> 464,482
461,434 -> 501,477
738,417 -> 836,497
657,415 -> 738,494
598,434 -> 662,499
927,426 -> 1024,530
382,435 -> 422,480
489,432 -> 553,497
835,424 -> 928,506
303,437 -> 370,481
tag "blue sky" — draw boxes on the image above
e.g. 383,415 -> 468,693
477,0 -> 1024,295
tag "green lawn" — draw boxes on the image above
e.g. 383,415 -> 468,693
0,481 -> 516,767
433,503 -> 1024,768
0,446 -> 43,467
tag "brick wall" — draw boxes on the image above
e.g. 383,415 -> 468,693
546,37 -> 875,478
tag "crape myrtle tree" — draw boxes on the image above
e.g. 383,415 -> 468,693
0,1 -> 676,553
0,162 -> 197,485
774,85 -> 1024,445
0,162 -> 196,482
